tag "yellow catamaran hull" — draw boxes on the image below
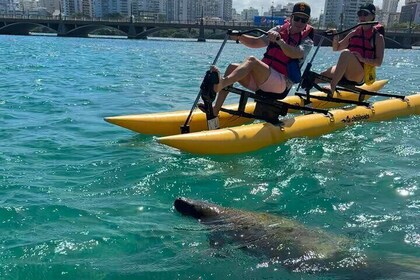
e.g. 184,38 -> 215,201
158,93 -> 420,155
105,80 -> 388,136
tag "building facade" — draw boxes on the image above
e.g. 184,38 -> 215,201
166,0 -> 232,22
323,0 -> 374,30
400,0 -> 420,24
166,0 -> 188,22
381,0 -> 399,26
1,0 -> 232,20
241,7 -> 258,21
0,0 -> 20,14
38,0 -> 60,14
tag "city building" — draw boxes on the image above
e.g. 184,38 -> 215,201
318,12 -> 325,29
400,0 -> 420,24
61,0 -> 76,16
0,0 -> 231,21
222,0 -> 232,21
166,0 -> 187,22
166,0 -> 232,22
81,0 -> 93,17
231,8 -> 241,21
323,0 -> 374,30
381,0 -> 399,26
241,6 -> 258,21
0,0 -> 20,14
38,0 -> 60,14
262,3 -> 294,18
388,12 -> 401,26
283,2 -> 294,13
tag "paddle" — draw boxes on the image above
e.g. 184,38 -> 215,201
297,21 -> 380,100
180,29 -> 271,134
324,21 -> 379,36
180,33 -> 230,134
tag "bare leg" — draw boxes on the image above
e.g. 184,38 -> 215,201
322,50 -> 364,94
212,89 -> 229,116
319,66 -> 335,80
211,56 -> 270,115
212,56 -> 270,93
212,67 -> 233,116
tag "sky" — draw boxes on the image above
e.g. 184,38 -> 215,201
233,0 -> 404,18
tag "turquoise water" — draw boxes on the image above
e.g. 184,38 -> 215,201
0,35 -> 419,279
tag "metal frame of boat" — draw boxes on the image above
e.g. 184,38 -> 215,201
157,93 -> 420,155
104,26 -> 419,155
104,80 -> 388,136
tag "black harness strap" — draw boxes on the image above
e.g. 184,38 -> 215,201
263,53 -> 288,66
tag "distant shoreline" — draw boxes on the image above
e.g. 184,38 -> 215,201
10,32 -> 419,49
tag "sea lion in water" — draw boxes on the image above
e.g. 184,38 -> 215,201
174,197 -> 419,278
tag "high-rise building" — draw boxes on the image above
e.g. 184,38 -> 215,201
384,0 -> 400,11
284,3 -> 294,13
166,0 -> 231,22
381,0 -> 399,26
166,0 -> 189,22
38,0 -> 60,14
400,0 -> 420,24
222,0 -> 232,21
0,0 -> 20,13
81,0 -> 93,17
241,7 -> 259,21
323,0 -> 374,30
61,0 -> 78,16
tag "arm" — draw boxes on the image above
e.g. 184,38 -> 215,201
266,26 -> 308,59
276,38 -> 306,59
357,33 -> 385,67
331,29 -> 356,51
233,25 -> 282,49
235,34 -> 268,48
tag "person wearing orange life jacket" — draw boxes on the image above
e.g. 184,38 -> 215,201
320,3 -> 385,95
202,2 -> 314,117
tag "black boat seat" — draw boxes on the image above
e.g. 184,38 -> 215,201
253,89 -> 291,124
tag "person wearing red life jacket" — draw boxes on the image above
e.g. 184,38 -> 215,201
201,2 -> 314,117
321,3 -> 385,94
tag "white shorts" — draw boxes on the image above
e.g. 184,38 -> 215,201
247,67 -> 287,94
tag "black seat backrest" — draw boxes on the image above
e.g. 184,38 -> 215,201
255,88 -> 290,100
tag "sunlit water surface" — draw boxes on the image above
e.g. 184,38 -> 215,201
0,35 -> 419,279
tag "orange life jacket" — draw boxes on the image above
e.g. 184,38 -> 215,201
262,21 -> 314,77
348,24 -> 384,59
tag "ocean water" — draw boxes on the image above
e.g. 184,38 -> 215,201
0,35 -> 419,280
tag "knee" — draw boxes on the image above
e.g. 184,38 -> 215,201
226,63 -> 238,75
339,50 -> 353,61
246,56 -> 258,64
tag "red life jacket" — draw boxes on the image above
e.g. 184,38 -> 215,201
348,24 -> 384,59
262,21 -> 314,77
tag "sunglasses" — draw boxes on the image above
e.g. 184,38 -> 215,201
293,15 -> 309,24
357,10 -> 370,17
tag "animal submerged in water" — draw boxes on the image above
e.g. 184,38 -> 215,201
174,197 -> 419,278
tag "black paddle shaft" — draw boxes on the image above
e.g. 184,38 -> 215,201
180,33 -> 229,134
180,29 -> 272,134
324,21 -> 379,36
